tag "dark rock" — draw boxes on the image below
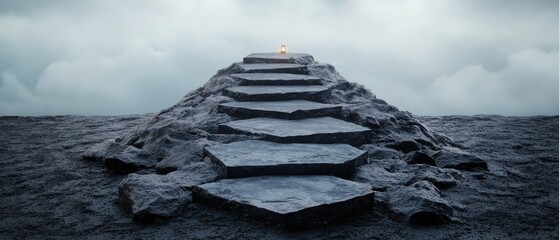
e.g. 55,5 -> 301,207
386,140 -> 421,154
118,162 -> 218,223
155,138 -> 218,174
237,63 -> 308,74
192,175 -> 374,229
404,165 -> 462,189
104,146 -> 156,173
205,140 -> 367,178
243,53 -> 314,65
218,100 -> 342,119
230,73 -> 321,86
354,165 -> 410,191
405,151 -> 436,166
218,117 -> 372,146
387,181 -> 453,225
83,139 -> 127,161
224,85 -> 330,101
432,147 -> 488,170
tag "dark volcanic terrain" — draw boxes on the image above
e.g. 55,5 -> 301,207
1,114 -> 558,239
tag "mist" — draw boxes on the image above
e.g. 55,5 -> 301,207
1,0 -> 558,116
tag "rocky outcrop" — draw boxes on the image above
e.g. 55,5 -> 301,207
84,52 -> 486,226
387,181 -> 454,225
118,162 -> 218,223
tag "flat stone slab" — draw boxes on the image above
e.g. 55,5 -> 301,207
192,175 -> 374,229
218,100 -> 342,119
205,140 -> 367,178
237,63 -> 308,74
224,85 -> 330,101
243,53 -> 314,64
230,73 -> 322,86
219,117 -> 372,145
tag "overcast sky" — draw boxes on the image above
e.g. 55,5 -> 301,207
1,0 -> 558,116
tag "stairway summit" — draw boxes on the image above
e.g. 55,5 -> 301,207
85,50 -> 484,228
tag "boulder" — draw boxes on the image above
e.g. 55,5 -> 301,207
404,165 -> 463,189
155,138 -> 217,174
354,165 -> 411,191
433,147 -> 488,170
82,139 -> 127,161
387,181 -> 453,225
386,140 -> 421,154
405,151 -> 436,166
118,162 -> 218,223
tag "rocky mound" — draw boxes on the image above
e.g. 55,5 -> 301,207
83,52 -> 487,227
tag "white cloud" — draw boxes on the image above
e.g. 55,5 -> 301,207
0,0 -> 558,116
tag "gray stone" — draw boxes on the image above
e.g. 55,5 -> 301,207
404,165 -> 462,189
433,147 -> 488,170
354,165 -> 411,191
192,175 -> 374,229
205,140 -> 367,178
118,162 -> 218,223
386,140 -> 421,153
224,85 -> 330,101
238,63 -> 308,74
219,117 -> 371,146
218,100 -> 342,119
405,151 -> 436,166
243,52 -> 314,64
155,138 -> 217,174
387,181 -> 453,225
104,145 -> 156,173
230,73 -> 321,86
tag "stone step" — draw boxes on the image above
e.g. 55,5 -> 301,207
218,117 -> 371,146
218,100 -> 342,119
230,73 -> 322,86
192,175 -> 374,229
238,63 -> 308,74
243,53 -> 314,64
204,140 -> 367,178
224,85 -> 330,101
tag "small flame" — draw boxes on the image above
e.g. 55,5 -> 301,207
280,45 -> 286,54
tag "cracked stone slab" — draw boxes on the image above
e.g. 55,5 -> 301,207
219,117 -> 371,145
237,63 -> 308,74
218,100 -> 342,119
224,85 -> 330,101
205,140 -> 367,178
230,73 -> 322,86
192,175 -> 374,229
243,52 -> 314,64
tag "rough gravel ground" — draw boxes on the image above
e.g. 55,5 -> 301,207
1,114 -> 558,239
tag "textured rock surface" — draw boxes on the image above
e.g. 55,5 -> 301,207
155,138 -> 217,174
243,53 -> 314,64
224,85 -> 330,101
387,181 -> 454,225
230,73 -> 321,86
219,117 -> 371,145
2,114 -> 558,238
205,140 -> 367,178
192,175 -> 374,229
218,100 -> 342,119
118,162 -> 218,223
433,147 -> 488,170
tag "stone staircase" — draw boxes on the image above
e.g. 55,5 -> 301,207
193,53 -> 375,229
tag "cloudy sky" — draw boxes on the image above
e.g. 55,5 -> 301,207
1,0 -> 558,116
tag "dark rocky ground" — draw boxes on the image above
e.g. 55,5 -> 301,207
1,114 -> 558,239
